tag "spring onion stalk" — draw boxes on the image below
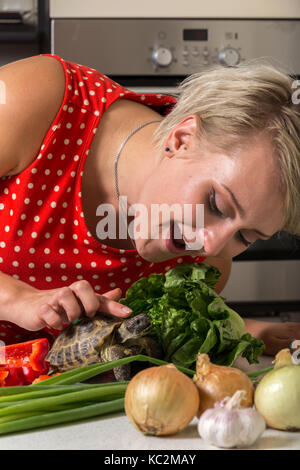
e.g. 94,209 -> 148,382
0,398 -> 125,435
0,383 -> 127,418
0,382 -> 129,403
36,355 -> 196,386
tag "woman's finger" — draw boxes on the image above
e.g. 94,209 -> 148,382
39,304 -> 65,330
96,293 -> 132,318
101,288 -> 122,301
68,281 -> 101,318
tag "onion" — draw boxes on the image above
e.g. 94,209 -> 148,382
124,364 -> 200,436
254,349 -> 300,431
193,353 -> 254,416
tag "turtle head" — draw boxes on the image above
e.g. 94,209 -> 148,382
117,313 -> 152,342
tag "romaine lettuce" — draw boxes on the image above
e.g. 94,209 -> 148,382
120,263 -> 265,368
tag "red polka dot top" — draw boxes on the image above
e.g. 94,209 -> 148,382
0,54 -> 205,344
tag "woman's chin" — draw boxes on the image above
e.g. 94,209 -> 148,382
135,240 -> 175,263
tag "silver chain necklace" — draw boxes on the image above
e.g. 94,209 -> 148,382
113,120 -> 161,250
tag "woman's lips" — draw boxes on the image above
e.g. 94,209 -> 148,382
165,222 -> 187,254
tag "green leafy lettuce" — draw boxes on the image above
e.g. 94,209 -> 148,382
120,263 -> 265,369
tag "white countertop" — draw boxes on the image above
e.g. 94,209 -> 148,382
1,354 -> 300,450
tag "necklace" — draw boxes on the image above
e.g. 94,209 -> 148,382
113,120 -> 161,250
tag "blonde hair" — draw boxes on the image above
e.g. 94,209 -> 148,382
153,61 -> 300,235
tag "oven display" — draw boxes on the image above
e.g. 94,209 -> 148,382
183,29 -> 208,41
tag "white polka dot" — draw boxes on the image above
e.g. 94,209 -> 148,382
105,260 -> 112,266
62,202 -> 68,208
91,262 -> 97,268
66,122 -> 72,129
101,97 -> 106,103
95,82 -> 100,87
70,171 -> 76,178
125,278 -> 131,283
59,233 -> 64,239
110,282 -> 116,288
16,178 -> 20,184
14,246 -> 20,252
44,263 -> 51,268
108,272 -> 114,277
76,263 -> 82,269
31,232 -> 37,238
28,183 -> 34,189
47,153 -> 53,160
93,274 -> 99,279
51,202 -> 56,208
60,263 -> 66,269
45,233 -> 51,239
9,209 -> 13,216
73,155 -> 79,162
94,110 -> 100,116
120,257 -> 126,263
177,258 -> 183,263
64,139 -> 70,145
88,249 -> 94,254
0,242 -> 6,248
24,198 -> 30,204
83,99 -> 89,106
61,276 -> 68,281
80,123 -> 85,129
119,249 -> 125,254
74,220 -> 78,226
17,230 -> 23,236
34,216 -> 40,222
12,261 -> 19,267
31,168 -> 37,174
45,169 -> 51,175
59,249 -> 65,254
0,203 -> 4,210
37,200 -> 43,206
29,276 -> 36,282
4,226 -> 9,232
0,258 -> 3,263
12,193 -> 16,200
54,185 -> 60,192
68,107 -> 73,113
77,139 -> 82,145
78,81 -> 84,87
48,217 -> 53,223
95,285 -> 100,291
73,234 -> 78,240
28,263 -> 35,268
61,154 -> 66,160
73,248 -> 79,254
21,214 -> 26,220
122,267 -> 128,272
136,261 -> 142,266
44,248 -> 50,254
46,277 -> 52,282
29,248 -> 35,254
42,184 -> 47,190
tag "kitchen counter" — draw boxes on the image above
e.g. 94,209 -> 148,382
0,355 -> 299,451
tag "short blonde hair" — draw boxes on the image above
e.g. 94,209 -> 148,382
153,61 -> 300,235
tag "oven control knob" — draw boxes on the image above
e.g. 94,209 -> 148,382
218,47 -> 240,67
152,47 -> 173,67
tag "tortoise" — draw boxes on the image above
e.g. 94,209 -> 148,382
46,313 -> 162,381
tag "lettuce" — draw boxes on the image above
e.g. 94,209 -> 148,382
120,263 -> 265,369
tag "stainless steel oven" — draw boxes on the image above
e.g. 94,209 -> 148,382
50,16 -> 300,316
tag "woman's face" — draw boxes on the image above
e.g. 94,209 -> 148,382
133,116 -> 285,262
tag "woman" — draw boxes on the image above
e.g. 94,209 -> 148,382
0,54 -> 299,356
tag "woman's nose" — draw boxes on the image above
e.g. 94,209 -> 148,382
203,224 -> 235,257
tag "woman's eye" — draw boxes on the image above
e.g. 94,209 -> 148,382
209,188 -> 223,217
238,230 -> 252,248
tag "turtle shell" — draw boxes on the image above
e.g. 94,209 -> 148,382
46,314 -> 122,372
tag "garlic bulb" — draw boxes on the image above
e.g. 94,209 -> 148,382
198,390 -> 266,448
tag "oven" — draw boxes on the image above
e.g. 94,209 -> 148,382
50,5 -> 300,318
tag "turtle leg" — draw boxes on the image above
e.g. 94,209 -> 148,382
103,344 -> 132,381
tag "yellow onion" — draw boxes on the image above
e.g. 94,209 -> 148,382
193,353 -> 254,417
124,364 -> 200,436
254,349 -> 300,431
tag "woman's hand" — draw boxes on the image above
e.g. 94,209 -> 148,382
245,318 -> 300,356
12,281 -> 132,332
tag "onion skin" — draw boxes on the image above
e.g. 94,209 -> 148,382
193,354 -> 254,417
124,364 -> 200,436
254,365 -> 300,431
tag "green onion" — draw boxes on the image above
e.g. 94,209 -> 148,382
0,383 -> 127,418
0,398 -> 125,435
0,381 -> 128,403
36,354 -> 195,386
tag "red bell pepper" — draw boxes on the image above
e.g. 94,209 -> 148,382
0,338 -> 50,387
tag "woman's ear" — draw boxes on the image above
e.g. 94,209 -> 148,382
163,114 -> 201,157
